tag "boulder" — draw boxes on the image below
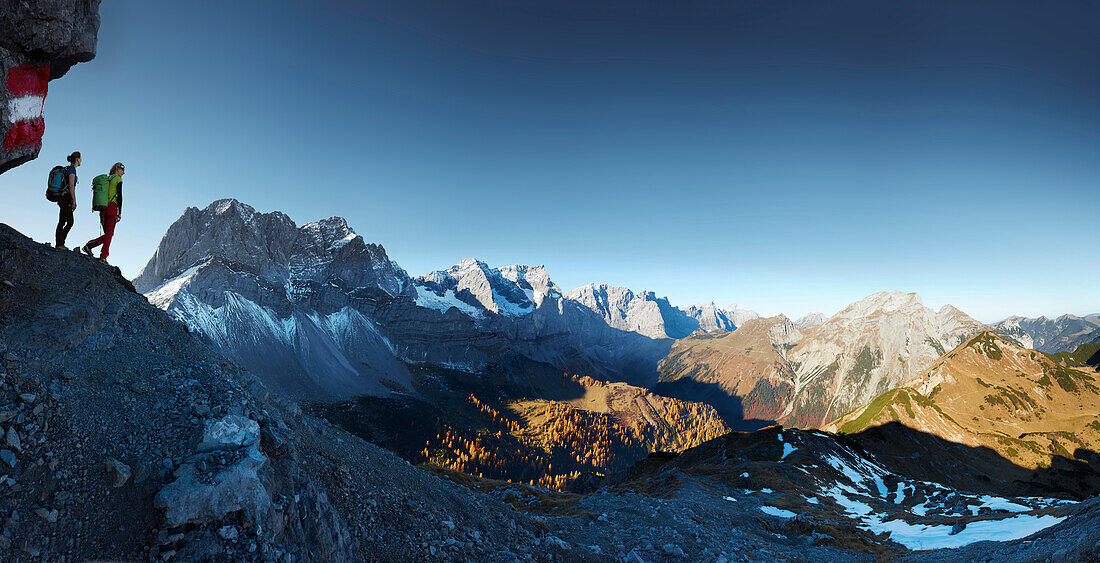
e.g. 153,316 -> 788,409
154,443 -> 271,528
104,458 -> 131,488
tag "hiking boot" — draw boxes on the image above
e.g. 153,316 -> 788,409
54,244 -> 68,251
97,257 -> 108,264
81,244 -> 93,256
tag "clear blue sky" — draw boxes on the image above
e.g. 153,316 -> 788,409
2,0 -> 1098,322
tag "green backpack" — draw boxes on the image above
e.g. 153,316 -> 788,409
91,174 -> 111,210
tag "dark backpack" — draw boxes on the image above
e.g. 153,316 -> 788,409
46,165 -> 68,202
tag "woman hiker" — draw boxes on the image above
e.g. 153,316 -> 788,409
54,151 -> 80,250
81,162 -> 124,263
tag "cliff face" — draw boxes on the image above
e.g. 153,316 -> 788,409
0,0 -> 101,173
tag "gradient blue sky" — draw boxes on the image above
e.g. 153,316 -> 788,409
3,0 -> 1097,322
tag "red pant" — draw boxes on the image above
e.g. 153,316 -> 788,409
87,202 -> 118,259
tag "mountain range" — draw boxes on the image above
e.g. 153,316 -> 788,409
991,314 -> 1100,353
136,200 -> 1100,433
134,199 -> 763,397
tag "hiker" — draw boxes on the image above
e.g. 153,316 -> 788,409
49,151 -> 80,250
82,162 -> 124,263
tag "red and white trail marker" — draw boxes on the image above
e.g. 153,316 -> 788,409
3,63 -> 49,151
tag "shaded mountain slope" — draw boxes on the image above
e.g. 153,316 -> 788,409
320,366 -> 731,491
598,425 -> 1091,557
136,200 -> 685,395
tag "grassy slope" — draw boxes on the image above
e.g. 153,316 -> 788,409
828,332 -> 1100,470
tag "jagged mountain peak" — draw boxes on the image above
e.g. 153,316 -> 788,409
414,258 -> 547,316
564,284 -> 699,339
209,197 -> 253,215
795,312 -> 826,328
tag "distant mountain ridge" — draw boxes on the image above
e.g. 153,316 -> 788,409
659,291 -> 988,428
683,302 -> 760,333
991,314 -> 1100,353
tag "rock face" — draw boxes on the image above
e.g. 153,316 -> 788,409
991,314 -> 1100,353
133,199 -> 416,400
565,283 -> 699,339
0,0 -> 101,173
783,291 -> 987,426
684,302 -> 737,332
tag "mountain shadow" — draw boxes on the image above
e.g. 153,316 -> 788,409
651,378 -> 776,432
317,361 -> 731,491
843,421 -> 1100,500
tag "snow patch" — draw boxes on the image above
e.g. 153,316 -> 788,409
414,286 -> 484,318
145,264 -> 205,309
760,506 -> 798,519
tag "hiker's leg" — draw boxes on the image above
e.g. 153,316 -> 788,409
56,204 -> 74,247
98,202 -> 118,259
86,208 -> 108,250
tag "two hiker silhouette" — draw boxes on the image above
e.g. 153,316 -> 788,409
46,153 -> 125,263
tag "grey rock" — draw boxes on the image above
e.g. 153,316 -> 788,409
34,508 -> 57,523
662,543 -> 685,557
18,393 -> 35,404
60,370 -> 75,380
0,449 -> 15,468
565,283 -> 698,339
154,443 -> 271,528
132,199 -> 416,400
104,458 -> 131,488
197,415 -> 259,452
5,427 -> 20,451
132,462 -> 152,484
217,525 -> 238,540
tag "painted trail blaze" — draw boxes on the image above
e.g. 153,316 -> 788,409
3,63 -> 49,150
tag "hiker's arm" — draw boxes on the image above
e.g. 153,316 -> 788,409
67,171 -> 77,208
116,181 -> 123,219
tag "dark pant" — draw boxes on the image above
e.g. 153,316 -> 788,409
86,202 -> 118,259
55,201 -> 74,247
